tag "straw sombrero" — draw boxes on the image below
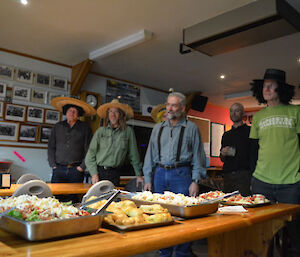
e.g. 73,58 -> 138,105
51,97 -> 96,117
97,99 -> 134,120
151,104 -> 166,123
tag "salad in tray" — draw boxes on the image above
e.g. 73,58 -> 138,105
0,195 -> 89,221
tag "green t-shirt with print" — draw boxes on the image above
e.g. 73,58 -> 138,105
250,104 -> 300,184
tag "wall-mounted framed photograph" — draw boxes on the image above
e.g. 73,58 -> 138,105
13,86 -> 31,101
45,109 -> 60,124
19,123 -> 38,142
51,76 -> 68,91
0,120 -> 19,141
40,125 -> 52,143
4,103 -> 26,122
47,92 -> 64,104
35,73 -> 51,87
27,106 -> 44,123
210,122 -> 225,157
15,68 -> 34,84
31,88 -> 46,104
0,82 -> 7,98
0,101 -> 4,118
0,64 -> 14,80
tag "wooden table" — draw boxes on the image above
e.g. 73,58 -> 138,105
1,203 -> 299,257
0,183 -> 92,197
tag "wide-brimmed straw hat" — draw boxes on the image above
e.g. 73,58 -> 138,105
251,69 -> 294,87
151,104 -> 166,123
97,99 -> 134,120
51,97 -> 96,117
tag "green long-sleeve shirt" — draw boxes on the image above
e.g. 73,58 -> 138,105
85,125 -> 142,176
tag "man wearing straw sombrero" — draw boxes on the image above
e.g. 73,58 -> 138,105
250,69 -> 300,257
48,97 -> 95,190
85,99 -> 143,187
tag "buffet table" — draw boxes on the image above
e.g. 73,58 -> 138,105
0,183 -> 92,197
0,203 -> 299,257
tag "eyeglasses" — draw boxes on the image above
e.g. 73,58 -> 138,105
108,110 -> 120,114
263,83 -> 277,90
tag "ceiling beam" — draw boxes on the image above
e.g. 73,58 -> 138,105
70,59 -> 94,95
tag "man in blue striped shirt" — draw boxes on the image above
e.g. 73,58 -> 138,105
143,92 -> 206,257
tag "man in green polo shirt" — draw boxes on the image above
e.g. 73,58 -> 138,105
85,99 -> 143,187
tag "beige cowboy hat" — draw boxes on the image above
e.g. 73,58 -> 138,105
151,104 -> 166,123
51,97 -> 96,117
97,99 -> 134,120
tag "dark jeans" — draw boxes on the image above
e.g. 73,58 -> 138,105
223,169 -> 252,196
252,177 -> 300,257
51,164 -> 84,203
97,166 -> 120,187
154,166 -> 193,257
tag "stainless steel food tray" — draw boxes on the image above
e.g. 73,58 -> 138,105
123,198 -> 218,218
103,219 -> 174,232
0,214 -> 103,241
221,200 -> 271,208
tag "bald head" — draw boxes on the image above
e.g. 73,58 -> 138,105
230,103 -> 244,123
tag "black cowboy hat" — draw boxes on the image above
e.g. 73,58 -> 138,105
252,68 -> 294,87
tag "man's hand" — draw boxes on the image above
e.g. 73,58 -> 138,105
144,182 -> 152,191
220,146 -> 230,156
52,166 -> 57,170
91,174 -> 99,184
189,182 -> 199,197
77,166 -> 83,172
136,176 -> 144,187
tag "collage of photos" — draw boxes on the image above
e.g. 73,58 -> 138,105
0,63 -> 68,105
0,101 -> 59,144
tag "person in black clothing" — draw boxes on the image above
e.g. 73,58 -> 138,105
48,97 -> 96,202
220,103 -> 252,196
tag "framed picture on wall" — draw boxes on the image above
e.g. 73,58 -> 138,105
45,109 -> 60,124
40,125 -> 52,143
19,124 -> 38,142
0,64 -> 14,80
0,121 -> 19,141
210,122 -> 225,157
35,73 -> 51,87
51,76 -> 68,91
27,106 -> 44,123
48,92 -> 64,104
0,101 -> 3,118
0,82 -> 7,97
13,86 -> 31,101
15,68 -> 34,84
5,104 -> 26,122
31,88 -> 46,104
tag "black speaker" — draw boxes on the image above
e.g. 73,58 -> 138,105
191,95 -> 208,112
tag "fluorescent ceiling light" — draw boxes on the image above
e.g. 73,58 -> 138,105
224,90 -> 252,100
89,29 -> 153,59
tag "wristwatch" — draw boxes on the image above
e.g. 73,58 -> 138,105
192,179 -> 200,184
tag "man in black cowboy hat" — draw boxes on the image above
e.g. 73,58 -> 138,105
250,69 -> 300,257
48,97 -> 95,201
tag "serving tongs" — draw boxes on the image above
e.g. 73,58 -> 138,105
92,189 -> 121,215
199,190 -> 240,205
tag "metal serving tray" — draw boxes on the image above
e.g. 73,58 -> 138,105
221,200 -> 271,208
103,219 -> 174,232
123,198 -> 219,218
0,214 -> 103,241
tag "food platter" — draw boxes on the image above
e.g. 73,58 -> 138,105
0,213 -> 103,241
125,198 -> 219,218
103,219 -> 174,232
221,200 -> 271,208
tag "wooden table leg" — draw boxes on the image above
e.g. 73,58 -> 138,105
207,219 -> 285,257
